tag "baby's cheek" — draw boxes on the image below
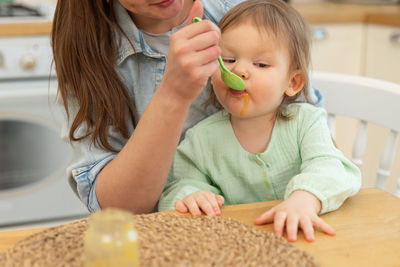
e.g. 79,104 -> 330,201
210,73 -> 220,86
211,74 -> 226,91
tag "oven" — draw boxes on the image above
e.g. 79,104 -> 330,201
0,4 -> 88,227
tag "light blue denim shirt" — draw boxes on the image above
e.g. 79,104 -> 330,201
64,0 -> 323,212
64,0 -> 246,212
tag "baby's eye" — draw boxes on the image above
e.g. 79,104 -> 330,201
222,58 -> 236,64
254,63 -> 269,68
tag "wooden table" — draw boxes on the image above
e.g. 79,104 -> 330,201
1,188 -> 399,266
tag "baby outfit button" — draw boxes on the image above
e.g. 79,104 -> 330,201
255,159 -> 263,166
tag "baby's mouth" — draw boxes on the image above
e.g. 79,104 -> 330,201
229,88 -> 246,97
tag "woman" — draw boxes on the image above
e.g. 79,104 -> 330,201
51,0 -> 321,214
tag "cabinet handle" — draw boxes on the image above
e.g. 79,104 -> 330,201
312,28 -> 328,41
390,33 -> 400,45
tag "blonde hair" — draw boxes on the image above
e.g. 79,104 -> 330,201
207,0 -> 313,118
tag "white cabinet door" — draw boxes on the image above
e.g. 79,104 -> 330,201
365,24 -> 400,84
311,23 -> 365,75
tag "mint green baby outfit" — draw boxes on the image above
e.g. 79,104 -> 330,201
158,103 -> 361,214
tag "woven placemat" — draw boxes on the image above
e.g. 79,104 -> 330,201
0,213 -> 319,266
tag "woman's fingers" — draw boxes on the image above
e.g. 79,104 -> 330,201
178,52 -> 219,86
178,25 -> 220,54
185,0 -> 204,26
175,31 -> 221,67
163,18 -> 220,102
172,23 -> 220,76
181,17 -> 221,41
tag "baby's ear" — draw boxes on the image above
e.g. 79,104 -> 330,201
285,70 -> 304,97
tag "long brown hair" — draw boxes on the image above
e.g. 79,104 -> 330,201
51,0 -> 137,152
207,0 -> 313,119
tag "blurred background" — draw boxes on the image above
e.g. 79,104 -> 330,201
0,0 -> 399,228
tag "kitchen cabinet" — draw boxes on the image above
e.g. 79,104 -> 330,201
365,24 -> 400,84
311,22 -> 400,85
311,23 -> 365,75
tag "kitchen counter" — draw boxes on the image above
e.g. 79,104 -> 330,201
292,1 -> 400,26
0,19 -> 52,37
0,1 -> 399,37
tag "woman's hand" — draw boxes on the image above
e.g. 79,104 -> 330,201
175,190 -> 224,216
254,190 -> 336,242
160,0 -> 221,104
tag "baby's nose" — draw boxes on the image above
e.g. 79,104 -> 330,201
240,71 -> 249,79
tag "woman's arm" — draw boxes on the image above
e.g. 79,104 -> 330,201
96,3 -> 221,213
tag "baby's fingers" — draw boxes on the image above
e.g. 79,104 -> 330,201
183,195 -> 202,216
174,200 -> 189,213
286,215 -> 299,242
204,193 -> 222,215
313,217 -> 336,236
216,195 -> 224,207
299,216 -> 315,242
254,208 -> 275,225
273,211 -> 287,238
196,193 -> 218,216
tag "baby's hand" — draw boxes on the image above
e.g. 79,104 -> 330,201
254,190 -> 336,242
174,191 -> 224,216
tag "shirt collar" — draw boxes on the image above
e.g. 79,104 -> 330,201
114,1 -> 145,65
113,1 -> 215,66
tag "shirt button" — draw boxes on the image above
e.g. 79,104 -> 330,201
266,196 -> 274,200
255,159 -> 263,166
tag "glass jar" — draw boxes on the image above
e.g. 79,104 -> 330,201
84,208 -> 139,267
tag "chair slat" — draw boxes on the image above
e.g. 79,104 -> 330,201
376,130 -> 398,189
395,178 -> 400,197
352,120 -> 368,169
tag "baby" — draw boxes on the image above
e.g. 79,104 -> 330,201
159,0 -> 361,242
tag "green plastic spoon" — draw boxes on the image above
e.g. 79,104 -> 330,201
193,17 -> 245,91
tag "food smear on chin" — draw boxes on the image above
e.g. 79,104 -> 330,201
240,93 -> 250,116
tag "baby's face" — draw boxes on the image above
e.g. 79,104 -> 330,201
211,22 -> 295,119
